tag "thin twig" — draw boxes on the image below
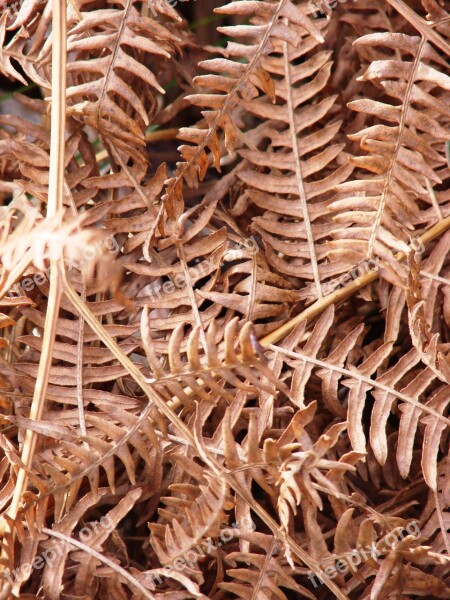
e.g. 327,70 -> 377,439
41,528 -> 156,600
77,283 -> 87,439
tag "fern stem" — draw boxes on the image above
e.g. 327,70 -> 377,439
283,29 -> 323,298
2,0 -> 67,541
384,0 -> 450,55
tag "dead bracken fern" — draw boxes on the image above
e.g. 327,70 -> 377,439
0,0 -> 449,599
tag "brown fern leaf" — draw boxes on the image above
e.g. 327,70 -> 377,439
149,470 -> 229,566
237,23 -> 353,299
277,321 -> 449,492
59,0 -> 182,160
121,182 -> 299,341
171,0 -> 353,303
142,313 -> 288,408
330,30 -> 450,270
220,531 -> 316,600
261,282 -> 450,490
420,456 -> 450,556
316,508 -> 450,597
3,309 -> 286,523
0,6 -> 49,88
0,115 -> 99,209
7,406 -> 161,517
162,0 -> 324,214
333,1 -> 407,149
405,241 -> 450,385
274,407 -> 357,564
42,488 -> 142,599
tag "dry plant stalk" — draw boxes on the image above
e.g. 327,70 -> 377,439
0,0 -> 449,599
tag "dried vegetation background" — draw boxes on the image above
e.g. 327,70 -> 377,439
0,0 -> 449,598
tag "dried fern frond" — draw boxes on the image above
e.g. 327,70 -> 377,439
163,0 -> 323,208
1,0 -> 450,598
62,0 -> 182,160
220,531 -> 316,600
236,20 -> 353,298
149,470 -> 230,566
142,313 -> 288,405
330,29 -> 450,270
265,272 -> 450,492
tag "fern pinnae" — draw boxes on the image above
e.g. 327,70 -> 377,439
333,30 -> 450,270
149,473 -> 229,565
267,339 -> 450,483
165,0 -> 324,202
220,531 -> 317,600
241,24 -> 353,293
64,0 -> 180,157
281,23 -> 323,297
